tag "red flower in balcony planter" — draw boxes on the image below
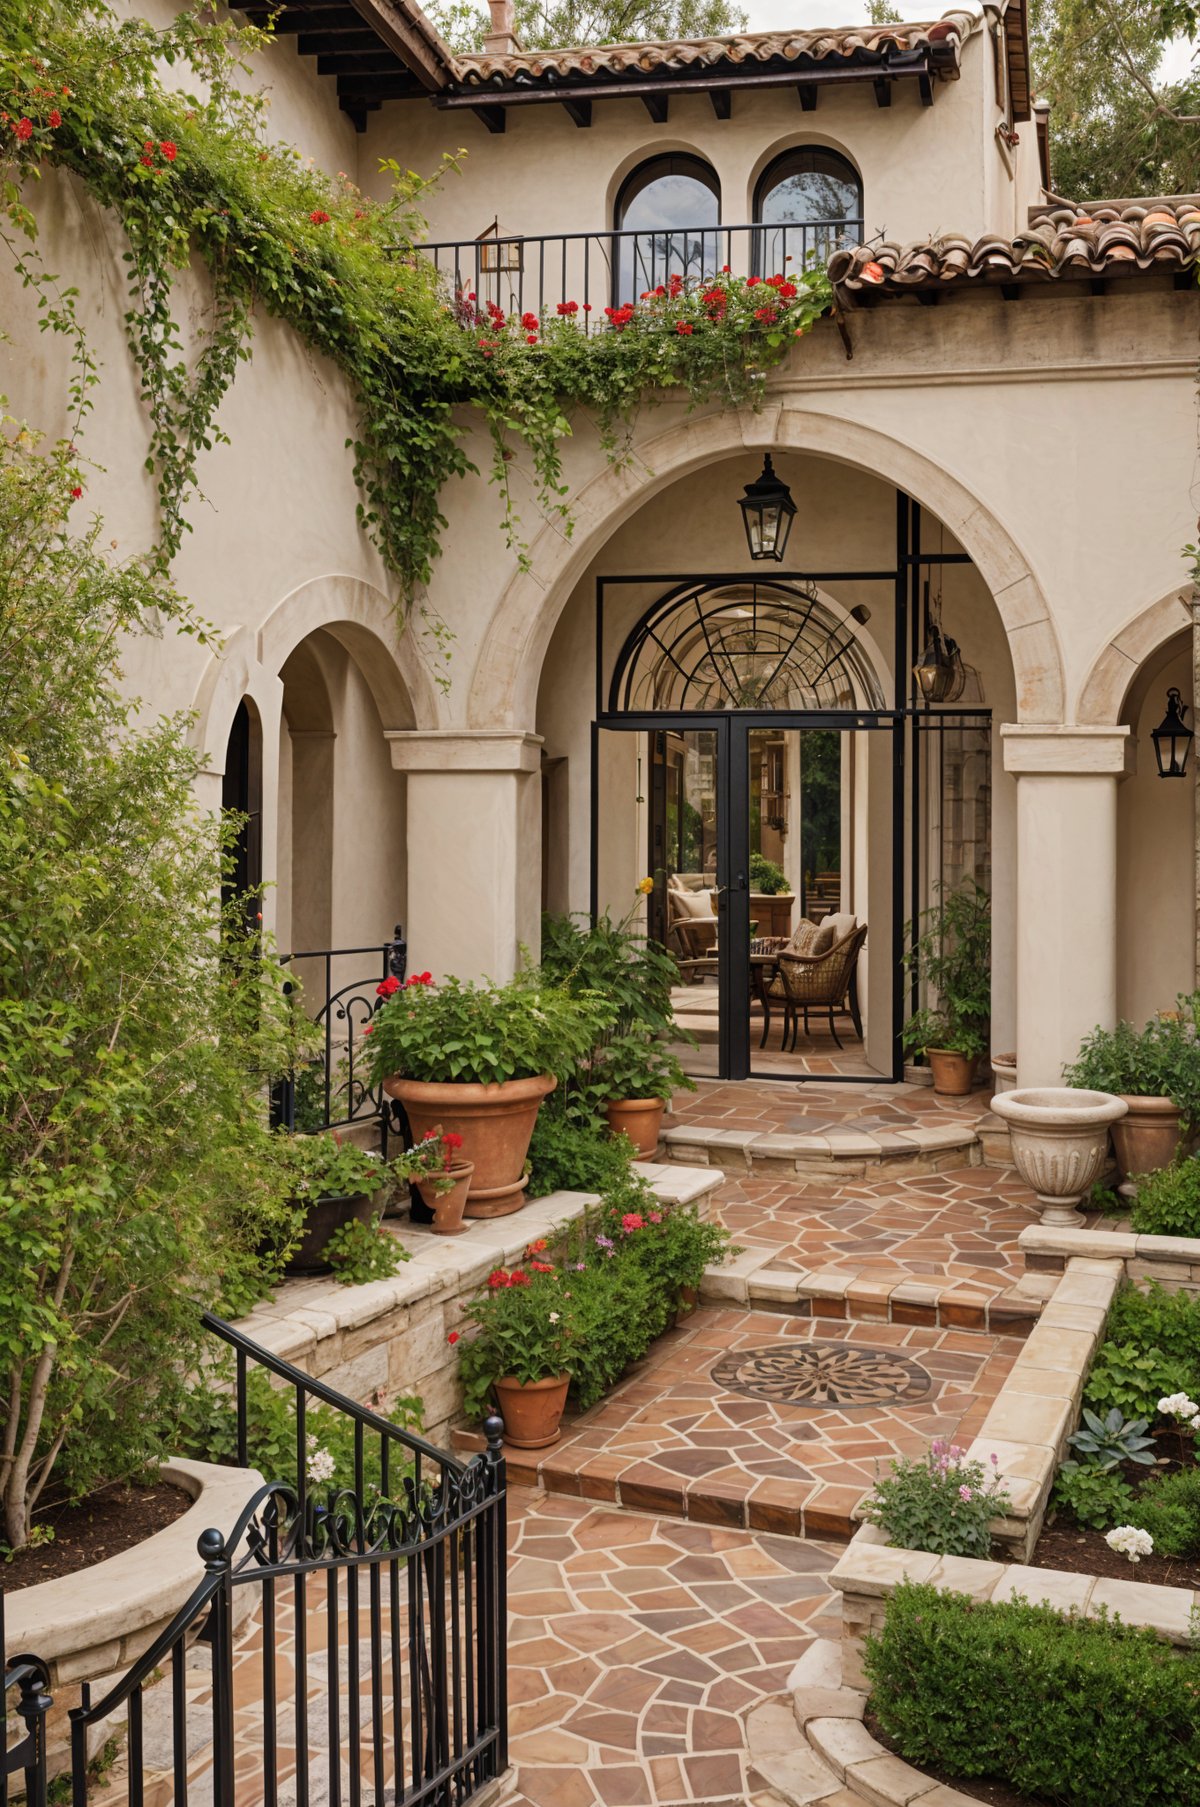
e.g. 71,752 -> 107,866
376,974 -> 401,998
520,311 -> 538,330
47,109 -> 61,129
14,117 -> 33,142
746,275 -> 761,288
668,273 -> 683,297
556,300 -> 578,315
309,210 -> 331,224
160,141 -> 177,162
406,970 -> 433,986
675,321 -> 694,336
754,305 -> 779,324
442,1132 -> 464,1150
526,333 -> 538,344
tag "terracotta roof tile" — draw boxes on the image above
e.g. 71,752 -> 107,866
449,9 -> 978,88
828,199 -> 1200,297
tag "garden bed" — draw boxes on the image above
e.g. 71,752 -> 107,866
1031,1514 -> 1200,1589
2,1479 -> 192,1591
865,1710 -> 1050,1807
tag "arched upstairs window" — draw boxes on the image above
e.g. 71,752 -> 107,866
221,697 -> 263,933
753,147 -> 862,275
613,154 -> 720,305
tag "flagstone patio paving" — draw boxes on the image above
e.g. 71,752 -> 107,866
665,1077 -> 994,1137
475,1306 -> 1017,1541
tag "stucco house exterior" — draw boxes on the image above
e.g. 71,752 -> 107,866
4,0 -> 1196,1094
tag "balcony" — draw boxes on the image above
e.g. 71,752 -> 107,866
418,218 -> 864,326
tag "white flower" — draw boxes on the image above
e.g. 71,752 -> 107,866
548,1311 -> 560,1324
305,1435 -> 337,1485
1156,1393 -> 1198,1420
1105,1525 -> 1154,1564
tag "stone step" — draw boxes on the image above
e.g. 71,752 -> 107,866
744,1695 -> 851,1807
658,1120 -> 982,1180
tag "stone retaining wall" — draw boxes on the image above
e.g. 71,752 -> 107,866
230,1164 -> 720,1444
1021,1221 -> 1200,1293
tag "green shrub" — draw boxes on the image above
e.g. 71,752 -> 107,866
367,972 -> 612,1088
1067,1008 -> 1200,1133
1083,1339 -> 1194,1421
1049,1464 -> 1135,1530
749,853 -> 788,894
862,1441 -> 1011,1558
1106,1281 -> 1200,1380
1130,1158 -> 1200,1237
865,1583 -> 1200,1807
1129,1466 -> 1200,1558
526,1114 -> 636,1199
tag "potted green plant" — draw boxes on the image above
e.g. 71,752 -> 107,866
458,1262 -> 576,1448
593,1031 -> 695,1158
1065,1002 -> 1200,1193
901,882 -> 991,1096
276,1132 -> 392,1275
368,972 -> 610,1219
392,1128 -> 473,1236
749,852 -> 794,938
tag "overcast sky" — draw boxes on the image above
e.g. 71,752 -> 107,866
737,0 -> 1198,84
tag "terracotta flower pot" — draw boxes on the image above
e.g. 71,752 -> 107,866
1112,1095 -> 1184,1198
494,1373 -> 570,1449
383,1074 -> 556,1218
605,1097 -> 665,1160
284,1191 -> 374,1276
416,1161 -> 475,1236
926,1048 -> 978,1097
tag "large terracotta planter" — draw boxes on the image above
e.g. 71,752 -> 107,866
416,1161 -> 475,1236
384,1073 -> 556,1218
991,1086 -> 1127,1226
605,1097 -> 665,1160
926,1048 -> 979,1096
284,1191 -> 374,1275
1112,1094 -> 1184,1198
494,1373 -> 570,1449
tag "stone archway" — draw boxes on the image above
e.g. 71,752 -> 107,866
1076,586 -> 1194,727
467,406 -> 1066,731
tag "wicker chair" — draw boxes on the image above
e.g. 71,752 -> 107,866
764,921 -> 868,1050
666,894 -> 718,978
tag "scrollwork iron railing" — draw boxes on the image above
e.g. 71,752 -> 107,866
2,1314 -> 508,1807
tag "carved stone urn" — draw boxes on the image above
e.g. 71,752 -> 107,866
989,1086 -> 1127,1227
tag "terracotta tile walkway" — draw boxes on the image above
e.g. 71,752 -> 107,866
666,1076 -> 993,1136
478,1307 -> 1016,1541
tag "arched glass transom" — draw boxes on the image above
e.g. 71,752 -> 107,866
609,580 -> 885,714
753,147 -> 863,273
613,154 -> 720,303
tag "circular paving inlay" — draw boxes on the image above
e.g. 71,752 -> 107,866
711,1341 -> 933,1409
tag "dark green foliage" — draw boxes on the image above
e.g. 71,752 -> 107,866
1067,1007 -> 1200,1133
749,853 -> 788,895
1083,1339 -> 1194,1421
1130,1158 -> 1200,1237
1049,1464 -> 1135,1530
324,1214 -> 405,1286
1129,1466 -> 1200,1558
428,0 -> 748,53
526,1113 -> 637,1199
866,1583 -> 1200,1807
1106,1281 -> 1200,1380
799,728 -> 841,882
1066,1406 -> 1157,1471
901,881 -> 990,1062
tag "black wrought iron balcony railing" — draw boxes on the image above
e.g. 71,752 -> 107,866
419,217 -> 864,328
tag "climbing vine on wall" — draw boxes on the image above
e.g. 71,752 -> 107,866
0,0 -> 833,615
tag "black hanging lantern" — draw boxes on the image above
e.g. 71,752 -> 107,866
1151,687 -> 1194,779
738,455 -> 796,562
913,625 -> 959,703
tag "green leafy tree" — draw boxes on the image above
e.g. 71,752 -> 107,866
427,0 -> 747,53
1030,0 -> 1200,198
0,417 -> 298,1551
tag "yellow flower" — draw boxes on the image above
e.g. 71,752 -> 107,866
637,876 -> 654,895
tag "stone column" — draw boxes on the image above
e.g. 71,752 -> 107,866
1002,726 -> 1131,1089
386,730 -> 543,982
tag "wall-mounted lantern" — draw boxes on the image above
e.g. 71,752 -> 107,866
1151,687 -> 1194,779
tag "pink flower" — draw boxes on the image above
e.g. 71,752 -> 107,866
621,1213 -> 645,1233
958,1485 -> 973,1502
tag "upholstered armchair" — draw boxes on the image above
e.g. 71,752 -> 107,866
765,920 -> 868,1049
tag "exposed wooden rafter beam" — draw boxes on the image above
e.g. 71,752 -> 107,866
343,0 -> 447,91
710,89 -> 731,119
872,75 -> 892,106
317,48 -> 400,73
474,103 -> 506,132
336,70 -> 422,96
560,95 -> 592,126
641,92 -> 668,122
797,83 -> 817,110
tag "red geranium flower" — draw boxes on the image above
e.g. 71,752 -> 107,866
529,1260 -> 554,1274
527,1238 -> 548,1254
160,141 -> 177,161
520,311 -> 538,330
447,1330 -> 460,1345
13,117 -> 33,141
376,974 -> 401,997
556,300 -> 578,316
507,1269 -> 531,1287
675,321 -> 693,336
621,1213 -> 645,1232
746,275 -> 761,288
309,210 -> 331,225
487,1269 -> 510,1290
405,971 -> 433,986
526,333 -> 537,344
48,110 -> 61,129
442,1132 -> 464,1150
69,485 -> 82,499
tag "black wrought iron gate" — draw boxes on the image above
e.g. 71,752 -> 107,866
3,1316 -> 508,1807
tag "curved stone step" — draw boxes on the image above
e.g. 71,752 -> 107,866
660,1120 -> 981,1179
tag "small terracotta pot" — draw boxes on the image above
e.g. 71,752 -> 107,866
926,1048 -> 978,1097
605,1097 -> 665,1160
384,1073 -> 556,1217
284,1191 -> 374,1276
494,1373 -> 570,1449
1112,1094 -> 1184,1197
416,1161 -> 475,1236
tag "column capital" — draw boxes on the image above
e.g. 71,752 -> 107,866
385,729 -> 543,774
1001,724 -> 1133,777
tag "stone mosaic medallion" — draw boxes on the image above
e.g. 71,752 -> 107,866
711,1340 -> 933,1409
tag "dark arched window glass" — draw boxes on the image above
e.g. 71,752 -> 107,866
613,154 -> 720,305
753,148 -> 862,274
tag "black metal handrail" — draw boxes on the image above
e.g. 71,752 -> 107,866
4,1315 -> 508,1807
273,927 -> 407,1148
419,217 -> 865,326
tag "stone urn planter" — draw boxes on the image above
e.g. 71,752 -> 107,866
605,1097 -> 665,1160
383,1074 -> 556,1218
494,1373 -> 570,1449
1111,1095 -> 1185,1199
990,1086 -> 1127,1226
284,1190 -> 375,1275
990,1052 -> 1018,1095
926,1048 -> 978,1096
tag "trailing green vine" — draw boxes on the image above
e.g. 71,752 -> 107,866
0,0 -> 833,620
